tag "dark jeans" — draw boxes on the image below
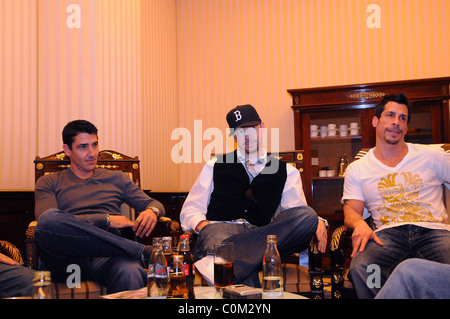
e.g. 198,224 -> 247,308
349,224 -> 450,299
35,209 -> 147,293
194,206 -> 318,287
0,263 -> 36,298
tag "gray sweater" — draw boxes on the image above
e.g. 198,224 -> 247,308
35,168 -> 165,228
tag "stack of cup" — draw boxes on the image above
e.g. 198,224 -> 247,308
310,125 -> 318,138
350,122 -> 359,135
339,124 -> 348,136
328,124 -> 337,137
320,126 -> 328,138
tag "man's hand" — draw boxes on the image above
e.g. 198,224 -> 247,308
0,253 -> 19,266
350,220 -> 384,257
315,219 -> 328,253
133,208 -> 158,238
195,220 -> 211,233
343,199 -> 384,257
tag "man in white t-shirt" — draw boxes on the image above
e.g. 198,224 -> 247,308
342,93 -> 450,299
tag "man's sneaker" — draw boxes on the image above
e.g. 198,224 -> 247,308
194,255 -> 214,286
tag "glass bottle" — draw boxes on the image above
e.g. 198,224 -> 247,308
338,154 -> 349,177
262,235 -> 283,299
167,255 -> 188,299
147,239 -> 168,299
162,236 -> 173,272
32,271 -> 54,299
179,235 -> 195,299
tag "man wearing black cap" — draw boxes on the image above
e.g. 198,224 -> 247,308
180,104 -> 327,287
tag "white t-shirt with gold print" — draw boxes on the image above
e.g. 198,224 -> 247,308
342,143 -> 450,232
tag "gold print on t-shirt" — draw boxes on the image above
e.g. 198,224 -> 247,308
376,172 -> 435,225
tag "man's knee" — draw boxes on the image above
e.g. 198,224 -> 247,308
36,209 -> 67,231
283,206 -> 318,233
107,261 -> 146,292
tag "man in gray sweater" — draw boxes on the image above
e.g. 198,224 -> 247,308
35,120 -> 165,293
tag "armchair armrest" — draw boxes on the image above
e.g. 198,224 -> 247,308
308,235 -> 324,299
158,216 -> 182,235
25,221 -> 38,269
329,225 -> 352,299
0,240 -> 24,265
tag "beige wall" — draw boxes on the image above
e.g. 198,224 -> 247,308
0,0 -> 178,191
175,0 -> 450,191
1,0 -> 449,192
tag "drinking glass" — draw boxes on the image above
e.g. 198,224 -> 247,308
214,242 -> 234,289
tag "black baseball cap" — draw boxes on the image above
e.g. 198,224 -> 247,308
226,104 -> 261,135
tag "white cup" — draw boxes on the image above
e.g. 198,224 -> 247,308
320,130 -> 327,138
319,170 -> 327,177
350,128 -> 359,135
311,130 -> 319,137
328,129 -> 337,137
326,170 -> 335,177
350,122 -> 358,128
328,124 -> 336,130
310,125 -> 318,131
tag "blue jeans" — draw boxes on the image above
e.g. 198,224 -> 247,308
376,258 -> 450,299
35,209 -> 147,293
349,224 -> 450,299
0,263 -> 36,298
194,206 -> 318,287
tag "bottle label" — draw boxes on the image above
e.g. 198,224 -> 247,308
182,264 -> 195,276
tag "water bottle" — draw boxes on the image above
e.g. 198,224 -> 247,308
32,271 -> 54,299
147,239 -> 168,299
167,255 -> 188,299
179,235 -> 195,299
262,235 -> 283,299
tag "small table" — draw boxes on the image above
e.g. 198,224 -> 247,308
195,287 -> 307,299
102,286 -> 307,299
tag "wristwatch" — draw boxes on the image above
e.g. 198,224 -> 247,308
149,206 -> 160,218
318,216 -> 329,229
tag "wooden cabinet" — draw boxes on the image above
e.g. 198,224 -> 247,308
288,77 -> 450,215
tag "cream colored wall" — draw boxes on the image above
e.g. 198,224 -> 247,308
0,0 -> 37,190
176,0 -> 450,191
0,0 -> 177,191
0,0 -> 449,192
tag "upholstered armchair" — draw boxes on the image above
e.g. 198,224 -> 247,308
25,150 -> 181,298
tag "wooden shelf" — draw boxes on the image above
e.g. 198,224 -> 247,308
311,135 -> 361,143
313,176 -> 344,180
288,77 -> 450,209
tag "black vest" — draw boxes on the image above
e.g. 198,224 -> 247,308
206,151 -> 287,227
